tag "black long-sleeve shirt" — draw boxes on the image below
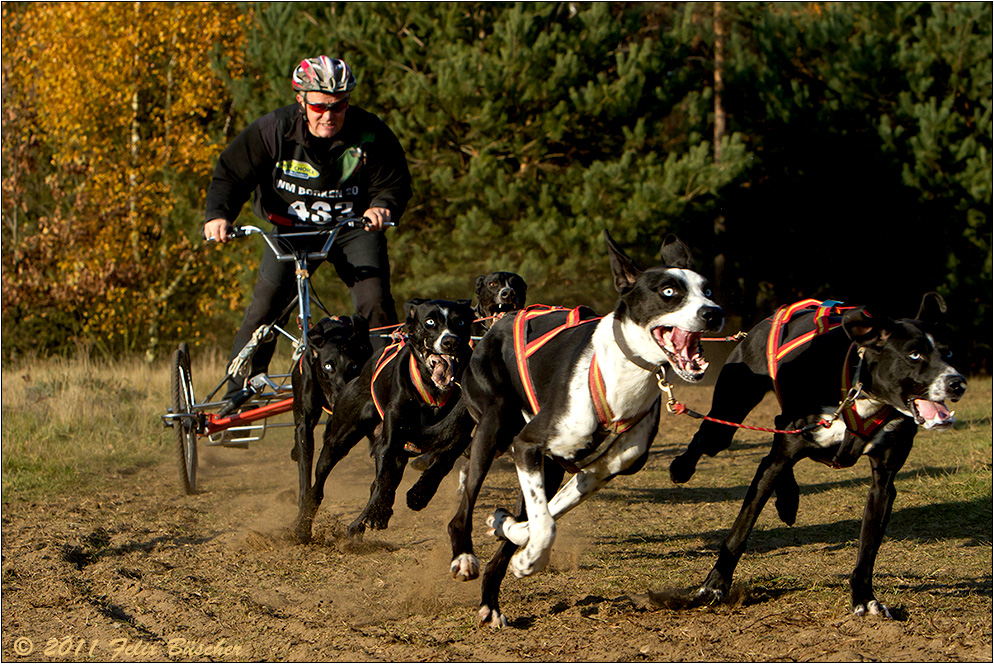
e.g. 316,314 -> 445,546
205,103 -> 412,228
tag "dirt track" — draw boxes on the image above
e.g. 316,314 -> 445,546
2,385 -> 992,662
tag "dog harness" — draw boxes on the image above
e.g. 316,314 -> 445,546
511,305 -> 648,436
766,299 -> 893,441
369,341 -> 455,420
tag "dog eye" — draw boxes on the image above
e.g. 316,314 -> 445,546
489,281 -> 498,288
323,363 -> 335,372
705,289 -> 713,298
908,352 -> 923,361
425,318 -> 436,327
661,287 -> 676,298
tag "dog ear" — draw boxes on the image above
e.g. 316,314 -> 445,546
604,230 -> 643,293
350,313 -> 368,338
916,291 -> 947,324
659,235 -> 695,269
404,298 -> 429,318
307,318 -> 331,348
475,275 -> 486,294
454,298 -> 473,313
842,307 -> 894,347
404,298 -> 429,330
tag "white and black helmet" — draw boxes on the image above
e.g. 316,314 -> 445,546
291,56 -> 356,93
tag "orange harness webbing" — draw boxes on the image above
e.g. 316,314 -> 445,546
513,305 -> 592,415
838,344 -> 893,440
370,341 -> 456,419
766,299 -> 847,404
766,299 -> 891,441
512,305 -> 644,434
588,352 -> 650,435
370,342 -> 404,419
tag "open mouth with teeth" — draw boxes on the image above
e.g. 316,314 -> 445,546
425,352 -> 458,390
491,301 -> 519,313
910,398 -> 955,429
653,326 -> 709,382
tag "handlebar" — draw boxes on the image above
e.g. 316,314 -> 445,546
208,217 -> 394,263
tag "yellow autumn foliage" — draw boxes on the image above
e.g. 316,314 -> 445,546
2,2 -> 249,359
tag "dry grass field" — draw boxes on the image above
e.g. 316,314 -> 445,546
2,354 -> 991,661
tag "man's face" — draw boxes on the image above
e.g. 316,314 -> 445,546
297,91 -> 349,139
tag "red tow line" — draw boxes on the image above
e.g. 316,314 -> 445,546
660,330 -> 832,436
665,398 -> 832,436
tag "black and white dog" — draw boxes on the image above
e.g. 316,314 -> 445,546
292,299 -> 475,543
472,271 -> 528,335
447,232 -> 723,627
669,292 -> 967,617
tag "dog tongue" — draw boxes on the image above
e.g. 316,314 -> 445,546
915,399 -> 953,429
670,328 -> 695,356
429,354 -> 455,388
669,328 -> 707,372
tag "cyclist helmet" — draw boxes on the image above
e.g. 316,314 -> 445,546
291,56 -> 356,94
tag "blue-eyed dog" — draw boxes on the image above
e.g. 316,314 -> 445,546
447,232 -> 723,627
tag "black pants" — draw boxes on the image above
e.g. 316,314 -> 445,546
225,227 -> 397,398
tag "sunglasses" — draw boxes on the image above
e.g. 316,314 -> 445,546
305,98 -> 349,114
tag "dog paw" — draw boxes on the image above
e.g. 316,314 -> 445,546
406,485 -> 431,512
509,546 -> 550,579
363,507 -> 393,531
292,517 -> 313,544
450,553 -> 479,581
486,508 -> 513,538
773,491 -> 799,526
487,509 -> 530,546
693,585 -> 725,605
669,453 -> 699,484
346,521 -> 366,540
409,454 -> 432,472
853,600 -> 892,619
477,604 -> 507,629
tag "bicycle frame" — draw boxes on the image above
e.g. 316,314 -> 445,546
165,219 -> 362,444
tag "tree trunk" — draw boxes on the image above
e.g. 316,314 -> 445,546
713,1 -> 727,297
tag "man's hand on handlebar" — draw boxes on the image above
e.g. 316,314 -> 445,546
361,207 -> 393,231
204,210 -> 394,244
204,218 -> 234,243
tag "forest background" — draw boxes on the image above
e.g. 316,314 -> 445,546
2,2 -> 991,370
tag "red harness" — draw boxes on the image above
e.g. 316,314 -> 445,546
369,341 -> 455,420
766,299 -> 892,441
511,305 -> 647,435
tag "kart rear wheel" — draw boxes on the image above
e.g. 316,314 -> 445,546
171,342 -> 198,495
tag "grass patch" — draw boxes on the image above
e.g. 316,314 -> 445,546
2,355 -> 177,498
1,345 -> 296,500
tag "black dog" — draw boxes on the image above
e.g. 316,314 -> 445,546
669,292 -> 967,617
447,232 -> 723,627
291,314 -> 372,510
472,271 -> 528,335
292,299 -> 475,543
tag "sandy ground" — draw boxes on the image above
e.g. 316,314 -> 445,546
2,384 -> 991,662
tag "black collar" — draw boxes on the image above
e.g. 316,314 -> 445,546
612,314 -> 661,373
